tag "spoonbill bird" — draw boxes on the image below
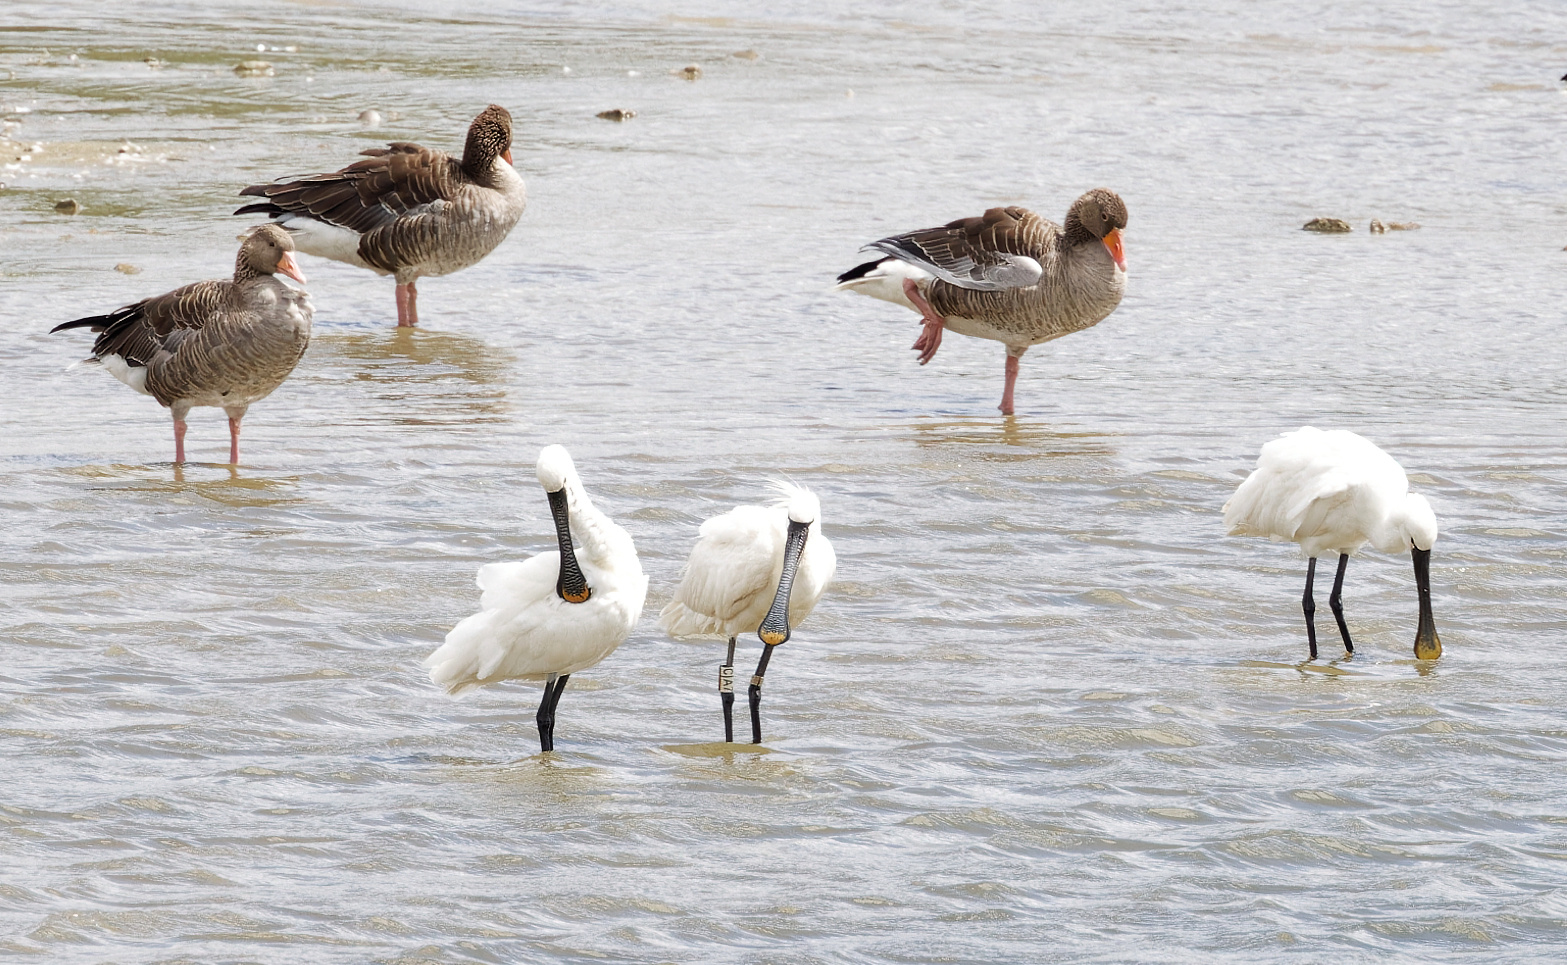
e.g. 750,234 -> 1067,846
659,483 -> 836,744
1223,427 -> 1442,660
236,105 -> 526,327
50,224 -> 311,465
833,188 -> 1127,415
425,445 -> 648,752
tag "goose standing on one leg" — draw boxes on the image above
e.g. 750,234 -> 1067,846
50,224 -> 312,465
425,446 -> 647,753
235,105 -> 527,328
659,484 -> 836,744
1223,427 -> 1442,661
834,188 -> 1128,415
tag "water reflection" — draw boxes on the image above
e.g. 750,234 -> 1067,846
313,328 -> 513,425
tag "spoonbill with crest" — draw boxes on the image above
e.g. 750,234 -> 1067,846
425,445 -> 648,752
659,483 -> 836,744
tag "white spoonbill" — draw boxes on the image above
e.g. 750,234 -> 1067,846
425,445 -> 648,752
1223,427 -> 1442,661
833,189 -> 1127,415
659,483 -> 836,744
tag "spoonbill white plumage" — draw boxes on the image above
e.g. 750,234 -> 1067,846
424,445 -> 648,752
1222,427 -> 1442,660
659,483 -> 836,744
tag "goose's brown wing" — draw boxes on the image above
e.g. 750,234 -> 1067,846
235,144 -> 461,240
53,280 -> 229,365
867,206 -> 1051,291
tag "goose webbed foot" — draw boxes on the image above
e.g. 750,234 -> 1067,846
903,278 -> 945,364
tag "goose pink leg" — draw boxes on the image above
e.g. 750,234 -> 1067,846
903,278 -> 945,365
173,419 -> 188,464
999,355 -> 1020,416
395,281 -> 420,327
228,417 -> 242,466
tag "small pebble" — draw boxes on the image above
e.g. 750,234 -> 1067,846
234,60 -> 274,77
732,50 -> 759,60
144,57 -> 167,69
1388,221 -> 1420,231
53,198 -> 81,215
358,109 -> 382,128
596,108 -> 636,121
1369,219 -> 1386,234
1302,217 -> 1351,233
674,64 -> 702,80
115,263 -> 141,275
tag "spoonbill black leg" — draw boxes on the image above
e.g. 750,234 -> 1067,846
1329,554 -> 1354,654
720,637 -> 737,743
536,673 -> 571,752
1302,557 -> 1319,660
749,644 -> 776,745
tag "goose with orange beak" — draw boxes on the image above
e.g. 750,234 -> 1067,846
50,224 -> 313,465
835,188 -> 1128,415
236,105 -> 527,328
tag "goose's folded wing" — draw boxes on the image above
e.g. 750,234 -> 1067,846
73,280 -> 228,365
866,206 -> 1048,291
236,145 -> 458,236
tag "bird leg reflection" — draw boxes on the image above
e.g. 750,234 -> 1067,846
1302,557 -> 1319,660
535,672 -> 570,753
748,643 -> 776,745
1329,553 -> 1353,654
720,636 -> 736,744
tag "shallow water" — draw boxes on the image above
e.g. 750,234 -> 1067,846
4,1 -> 1567,962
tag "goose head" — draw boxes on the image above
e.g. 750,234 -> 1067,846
1065,187 -> 1128,271
240,223 -> 305,283
464,103 -> 515,171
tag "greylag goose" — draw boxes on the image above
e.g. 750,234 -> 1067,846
235,104 -> 526,328
834,188 -> 1128,415
659,483 -> 835,745
1224,427 -> 1442,661
425,445 -> 648,753
51,224 -> 312,465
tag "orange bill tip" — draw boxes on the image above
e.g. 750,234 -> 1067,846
1102,228 -> 1126,271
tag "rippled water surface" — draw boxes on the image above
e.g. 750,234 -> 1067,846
4,1 -> 1567,962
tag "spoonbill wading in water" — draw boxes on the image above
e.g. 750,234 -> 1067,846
1223,427 -> 1442,661
834,188 -> 1127,415
660,484 -> 836,744
50,224 -> 311,466
425,446 -> 647,752
236,104 -> 527,327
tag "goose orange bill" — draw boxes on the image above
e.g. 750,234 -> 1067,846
1101,228 -> 1126,271
503,149 -> 514,165
277,251 -> 307,283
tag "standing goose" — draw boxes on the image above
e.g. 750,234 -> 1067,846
659,483 -> 836,744
1223,427 -> 1442,661
50,224 -> 312,465
425,445 -> 648,753
235,104 -> 527,328
834,188 -> 1128,415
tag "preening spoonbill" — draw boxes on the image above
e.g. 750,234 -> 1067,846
50,224 -> 311,465
834,188 -> 1127,415
659,483 -> 836,744
425,445 -> 648,752
236,105 -> 526,328
1223,427 -> 1442,660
